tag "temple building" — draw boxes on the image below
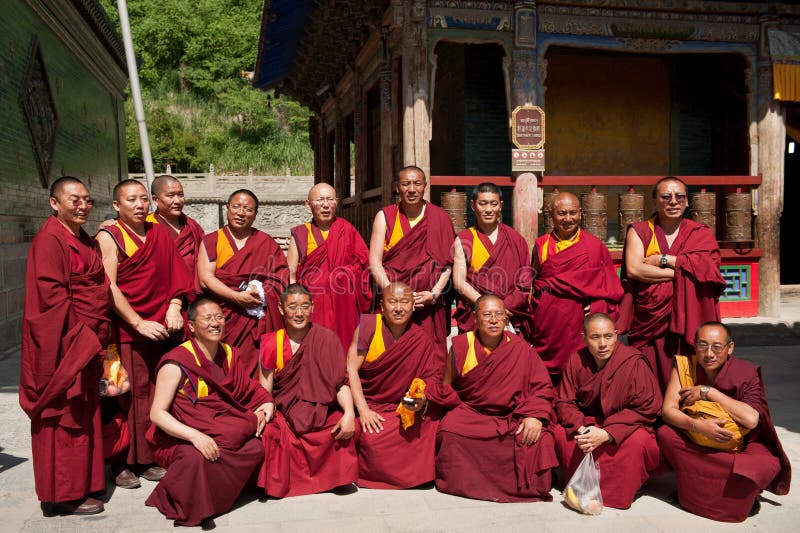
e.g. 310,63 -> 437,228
255,0 -> 800,318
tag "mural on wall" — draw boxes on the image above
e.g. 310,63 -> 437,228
19,36 -> 58,189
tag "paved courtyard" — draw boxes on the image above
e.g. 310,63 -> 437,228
1,328 -> 798,532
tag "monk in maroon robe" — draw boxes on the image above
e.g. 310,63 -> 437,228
198,189 -> 289,378
554,313 -> 663,509
20,177 -> 110,515
348,282 -> 447,489
621,177 -> 726,391
658,322 -> 790,522
453,183 -> 533,338
146,298 -> 273,527
257,284 -> 357,498
369,166 -> 454,351
530,192 -> 623,383
97,179 -> 193,484
288,183 -> 371,349
145,175 -> 204,294
436,295 -> 558,502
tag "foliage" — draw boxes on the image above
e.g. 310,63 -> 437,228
98,0 -> 313,174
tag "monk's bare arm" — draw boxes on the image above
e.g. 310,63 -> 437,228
368,211 -> 391,289
624,227 -> 675,283
258,367 -> 274,395
663,368 -> 735,442
331,385 -> 356,440
96,231 -> 168,341
150,363 -> 220,461
452,237 -> 481,303
197,242 -> 261,308
346,328 -> 385,432
443,348 -> 455,386
286,237 -> 299,284
705,387 -> 759,430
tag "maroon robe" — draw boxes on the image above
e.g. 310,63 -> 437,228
20,216 -> 111,503
145,340 -> 271,526
620,218 -> 726,390
380,202 -> 455,351
291,217 -> 371,349
454,224 -> 534,338
354,315 -> 447,489
554,343 -> 663,509
149,211 -> 204,295
436,332 -> 558,502
257,324 -> 357,497
100,222 -> 193,465
531,231 -> 623,378
204,227 -> 289,377
657,354 -> 790,522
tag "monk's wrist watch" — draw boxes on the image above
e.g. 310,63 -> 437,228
659,254 -> 668,268
700,386 -> 710,400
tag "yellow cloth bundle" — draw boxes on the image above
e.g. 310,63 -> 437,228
396,377 -> 426,430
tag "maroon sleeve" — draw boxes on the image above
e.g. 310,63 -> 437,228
554,352 -> 592,434
514,345 -> 555,424
600,357 -> 661,443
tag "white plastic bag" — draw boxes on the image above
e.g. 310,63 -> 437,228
563,452 -> 603,515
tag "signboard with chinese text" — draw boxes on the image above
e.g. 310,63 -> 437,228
511,105 -> 545,150
512,149 -> 545,172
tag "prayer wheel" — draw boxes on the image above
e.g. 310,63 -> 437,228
441,190 -> 467,233
542,189 -> 557,235
689,191 -> 716,235
618,190 -> 644,242
581,190 -> 607,241
724,191 -> 752,241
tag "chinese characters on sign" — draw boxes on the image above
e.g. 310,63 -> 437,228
511,105 -> 545,150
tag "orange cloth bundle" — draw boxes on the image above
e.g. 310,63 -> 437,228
100,344 -> 131,397
396,377 -> 426,430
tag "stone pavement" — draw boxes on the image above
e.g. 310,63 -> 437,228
2,305 -> 799,532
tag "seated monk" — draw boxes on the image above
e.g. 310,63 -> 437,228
257,283 -> 357,498
553,313 -> 663,509
436,294 -> 558,502
347,282 -> 447,489
658,321 -> 791,522
146,297 -> 273,527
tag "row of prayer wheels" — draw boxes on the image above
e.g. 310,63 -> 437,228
542,188 -> 753,243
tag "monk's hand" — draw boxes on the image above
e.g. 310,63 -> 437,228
412,291 -> 435,309
678,386 -> 704,406
360,409 -> 386,433
164,303 -> 184,334
133,319 -> 169,341
236,289 -> 263,309
254,402 -> 275,437
191,432 -> 220,462
697,418 -> 735,443
516,417 -> 543,446
331,413 -> 355,440
575,426 -> 611,453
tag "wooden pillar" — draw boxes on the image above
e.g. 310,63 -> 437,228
755,19 -> 784,318
401,0 -> 431,199
510,1 -> 542,249
334,107 -> 347,199
310,115 -> 322,184
380,34 -> 395,204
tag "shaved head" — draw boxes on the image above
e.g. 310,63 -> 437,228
474,293 -> 504,313
383,281 -> 413,300
151,174 -> 181,196
308,182 -> 336,201
113,178 -> 147,201
583,312 -> 614,333
49,176 -> 85,198
550,191 -> 580,213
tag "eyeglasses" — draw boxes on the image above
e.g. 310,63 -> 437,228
658,193 -> 687,203
196,314 -> 225,324
478,311 -> 506,320
229,204 -> 255,214
695,341 -> 731,354
310,197 -> 336,205
285,303 -> 312,312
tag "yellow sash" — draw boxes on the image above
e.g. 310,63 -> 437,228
178,340 -> 233,400
304,222 -> 329,256
275,328 -> 287,372
461,331 -> 480,376
468,227 -> 491,272
365,314 -> 386,363
384,210 -> 405,252
146,213 -> 158,224
540,228 -> 581,264
645,218 -> 661,257
215,228 -> 236,268
675,355 -> 750,452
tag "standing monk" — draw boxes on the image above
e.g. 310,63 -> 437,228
347,282 -> 447,489
621,177 -> 726,391
21,177 -> 109,516
96,179 -> 193,485
658,322 -> 790,522
146,175 -> 204,293
436,295 -> 558,502
146,298 -> 273,527
530,191 -> 623,384
554,313 -> 663,510
453,182 -> 533,338
368,166 -> 454,351
287,183 -> 371,349
257,284 -> 357,498
198,189 -> 289,378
